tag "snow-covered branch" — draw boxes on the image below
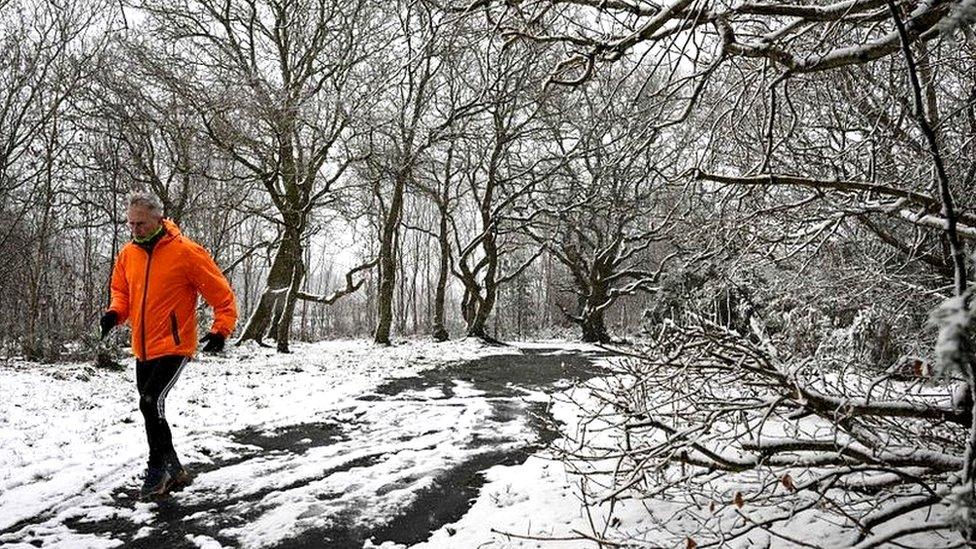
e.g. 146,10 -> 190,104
549,319 -> 968,547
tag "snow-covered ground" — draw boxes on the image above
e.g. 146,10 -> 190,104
0,338 -> 620,548
2,338 -> 957,548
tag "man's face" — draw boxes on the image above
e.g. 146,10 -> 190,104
127,205 -> 163,240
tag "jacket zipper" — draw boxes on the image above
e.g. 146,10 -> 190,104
140,248 -> 154,361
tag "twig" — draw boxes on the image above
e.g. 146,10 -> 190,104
489,527 -> 629,547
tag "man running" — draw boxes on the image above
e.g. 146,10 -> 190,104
101,192 -> 238,500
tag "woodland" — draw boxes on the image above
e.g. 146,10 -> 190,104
2,0 -> 976,545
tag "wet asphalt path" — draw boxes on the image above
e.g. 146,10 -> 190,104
1,346 -> 612,548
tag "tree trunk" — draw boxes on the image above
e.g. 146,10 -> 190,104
24,123 -> 57,360
395,228 -> 406,334
275,253 -> 305,353
580,308 -> 610,343
461,287 -> 477,327
238,225 -> 303,344
467,286 -> 497,338
374,170 -> 406,345
431,203 -> 450,341
578,273 -> 611,343
410,229 -> 419,334
466,253 -> 498,339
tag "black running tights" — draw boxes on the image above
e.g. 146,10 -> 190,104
136,355 -> 189,468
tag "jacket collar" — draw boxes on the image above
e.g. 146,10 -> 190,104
132,218 -> 182,252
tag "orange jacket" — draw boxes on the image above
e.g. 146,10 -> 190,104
108,219 -> 238,361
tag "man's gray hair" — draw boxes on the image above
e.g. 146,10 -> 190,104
127,192 -> 164,217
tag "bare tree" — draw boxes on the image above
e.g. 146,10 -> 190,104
527,69 -> 691,342
437,0 -> 976,544
416,137 -> 462,341
442,41 -> 563,340
0,0 -> 117,358
359,1 -> 446,345
131,0 -> 381,351
441,0 -> 965,86
408,21 -> 493,342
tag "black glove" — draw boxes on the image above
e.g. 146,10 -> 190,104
100,311 -> 118,340
200,332 -> 225,353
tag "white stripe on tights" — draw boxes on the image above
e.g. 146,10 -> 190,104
157,356 -> 189,419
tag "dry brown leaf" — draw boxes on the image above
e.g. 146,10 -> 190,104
686,537 -> 698,549
733,491 -> 745,508
782,473 -> 796,492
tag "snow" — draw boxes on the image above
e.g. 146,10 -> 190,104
413,455 -> 586,549
1,337 -> 530,547
1,337 -> 957,548
0,337 -> 632,548
931,291 -> 974,377
188,534 -> 228,549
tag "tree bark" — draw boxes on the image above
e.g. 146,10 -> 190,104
579,282 -> 611,343
275,252 -> 305,353
374,170 -> 406,345
431,202 -> 450,341
238,224 -> 303,345
580,309 -> 610,343
465,229 -> 499,338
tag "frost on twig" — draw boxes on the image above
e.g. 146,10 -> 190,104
939,0 -> 976,44
930,289 -> 976,379
549,319 -> 966,547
